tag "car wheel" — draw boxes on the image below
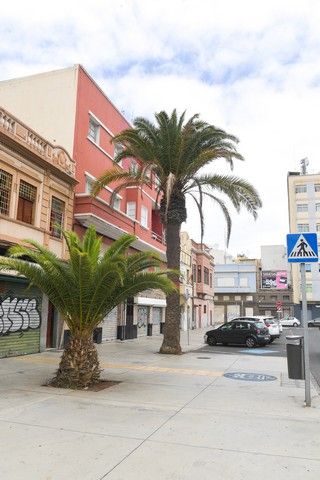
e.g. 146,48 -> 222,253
269,338 -> 274,344
245,336 -> 256,348
293,322 -> 298,327
308,323 -> 314,327
222,342 -> 228,346
208,336 -> 217,346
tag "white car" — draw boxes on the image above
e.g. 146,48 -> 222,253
230,316 -> 281,343
280,316 -> 301,327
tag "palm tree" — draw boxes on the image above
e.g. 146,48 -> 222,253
0,226 -> 175,388
92,110 -> 262,355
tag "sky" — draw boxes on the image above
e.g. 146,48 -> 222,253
1,0 -> 320,258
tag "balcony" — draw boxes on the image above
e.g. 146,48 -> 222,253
151,231 -> 166,245
0,107 -> 76,181
75,195 -> 166,259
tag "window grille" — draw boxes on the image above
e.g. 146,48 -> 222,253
19,180 -> 36,201
50,197 -> 65,238
0,169 -> 12,216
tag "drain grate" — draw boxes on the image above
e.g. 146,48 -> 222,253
197,356 -> 211,360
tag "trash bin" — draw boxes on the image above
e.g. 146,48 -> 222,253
286,335 -> 305,380
93,327 -> 103,344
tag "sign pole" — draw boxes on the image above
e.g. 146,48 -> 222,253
300,262 -> 311,407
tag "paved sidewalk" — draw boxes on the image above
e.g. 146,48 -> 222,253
0,330 -> 319,479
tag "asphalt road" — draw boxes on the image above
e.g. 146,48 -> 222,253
196,326 -> 320,387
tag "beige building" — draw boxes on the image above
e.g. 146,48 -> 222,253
287,169 -> 320,319
180,232 -> 193,331
0,107 -> 76,357
180,232 -> 215,330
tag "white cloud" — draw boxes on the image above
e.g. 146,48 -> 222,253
1,0 -> 320,257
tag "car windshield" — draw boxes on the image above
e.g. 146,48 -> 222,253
266,319 -> 276,324
254,322 -> 265,329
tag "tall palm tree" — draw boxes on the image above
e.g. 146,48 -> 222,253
0,226 -> 175,388
92,110 -> 262,355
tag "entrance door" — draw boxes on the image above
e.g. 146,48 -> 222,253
125,300 -> 135,339
152,307 -> 162,335
46,302 -> 56,348
137,306 -> 148,336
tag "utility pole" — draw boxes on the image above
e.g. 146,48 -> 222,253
301,263 -> 311,406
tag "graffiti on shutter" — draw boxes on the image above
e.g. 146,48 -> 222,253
0,296 -> 40,334
137,306 -> 148,336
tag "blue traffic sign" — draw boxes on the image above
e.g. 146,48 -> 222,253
287,233 -> 318,263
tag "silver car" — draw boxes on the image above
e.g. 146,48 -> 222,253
280,316 -> 300,327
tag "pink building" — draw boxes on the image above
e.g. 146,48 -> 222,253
0,65 -> 166,344
191,240 -> 214,329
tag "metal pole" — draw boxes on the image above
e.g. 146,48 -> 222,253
301,263 -> 311,407
187,308 -> 190,346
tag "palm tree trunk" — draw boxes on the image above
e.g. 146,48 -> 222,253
160,222 -> 182,354
52,335 -> 101,389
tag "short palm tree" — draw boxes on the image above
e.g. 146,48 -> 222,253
92,110 -> 262,355
0,226 -> 175,388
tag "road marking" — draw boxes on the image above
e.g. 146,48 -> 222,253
15,356 -> 223,377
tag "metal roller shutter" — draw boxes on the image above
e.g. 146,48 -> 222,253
102,307 -> 118,341
0,277 -> 42,358
152,307 -> 162,335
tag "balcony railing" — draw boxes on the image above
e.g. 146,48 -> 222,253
0,107 -> 76,178
151,231 -> 166,245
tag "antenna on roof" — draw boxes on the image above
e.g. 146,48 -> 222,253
300,157 -> 309,175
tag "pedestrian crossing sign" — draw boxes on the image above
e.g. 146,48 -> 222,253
287,233 -> 319,263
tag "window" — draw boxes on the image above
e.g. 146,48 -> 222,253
297,223 -> 309,232
50,197 -> 65,238
209,272 -> 213,288
126,202 -> 136,220
214,295 -> 219,301
305,264 -> 311,272
315,184 -> 320,192
113,195 -> 121,211
88,117 -> 100,143
306,284 -> 312,294
192,264 -> 197,283
246,295 -> 253,301
204,267 -> 209,285
283,295 -> 290,301
141,205 -> 148,228
204,305 -> 207,314
297,203 -> 308,212
234,295 -> 241,301
295,185 -> 307,194
239,277 -> 248,287
197,265 -> 202,283
316,203 -> 320,212
316,224 -> 320,232
270,295 -> 277,301
17,180 -> 36,224
114,143 -> 124,167
217,277 -> 235,287
130,160 -> 138,175
85,176 -> 94,195
223,295 -> 230,301
0,169 -> 12,216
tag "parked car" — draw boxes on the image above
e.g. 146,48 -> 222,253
231,316 -> 281,343
204,320 -> 271,348
280,316 -> 301,327
308,318 -> 320,327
